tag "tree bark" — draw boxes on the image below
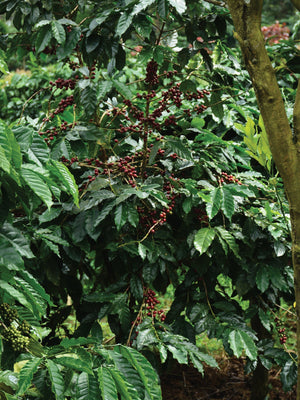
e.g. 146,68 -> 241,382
250,307 -> 273,400
226,1 -> 300,398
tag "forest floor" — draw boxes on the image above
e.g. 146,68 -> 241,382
160,357 -> 296,400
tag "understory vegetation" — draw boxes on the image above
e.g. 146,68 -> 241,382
0,1 -> 299,399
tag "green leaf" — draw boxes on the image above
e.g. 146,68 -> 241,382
16,358 -> 42,395
210,90 -> 224,120
0,370 -> 18,390
76,372 -> 101,400
127,204 -> 139,227
60,337 -> 96,348
0,145 -> 11,173
166,138 -> 193,160
109,368 -> 137,400
2,222 -> 34,259
166,344 -> 188,364
21,166 -> 53,209
130,275 -> 144,301
158,342 -> 168,363
0,49 -> 8,74
36,26 -> 52,52
206,187 -> 222,219
0,237 -> 24,269
168,0 -> 186,14
0,281 -> 32,310
191,117 -> 205,130
221,186 -> 235,220
114,203 -> 128,231
54,357 -> 93,374
281,360 -> 297,392
256,266 -> 269,293
258,308 -> 271,332
46,359 -> 65,400
51,20 -> 66,44
57,26 -> 81,59
180,80 -> 196,93
19,270 -> 53,306
50,160 -> 79,207
116,12 -> 133,36
113,80 -> 133,99
215,226 -> 240,258
228,330 -> 257,361
118,346 -> 162,400
98,366 -> 118,400
138,243 -> 147,260
189,352 -> 204,375
98,81 -> 113,99
132,0 -> 155,16
81,85 -> 98,117
194,228 -> 216,255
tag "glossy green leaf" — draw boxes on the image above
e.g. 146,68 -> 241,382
228,330 -> 257,361
54,357 -> 93,374
168,0 -> 186,14
132,0 -> 155,16
116,12 -> 133,36
109,368 -> 137,400
215,226 -> 240,258
51,20 -> 66,44
221,186 -> 235,220
118,346 -> 162,400
50,160 -> 79,207
0,236 -> 24,269
256,266 -> 269,292
281,360 -> 297,392
98,366 -> 118,400
206,187 -> 222,219
46,359 -> 65,400
0,145 -> 11,173
0,281 -> 32,310
194,228 -> 216,255
16,358 -> 42,395
21,166 -> 53,209
114,203 -> 128,231
138,242 -> 147,260
76,372 -> 101,400
36,26 -> 52,52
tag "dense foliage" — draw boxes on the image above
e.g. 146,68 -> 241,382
0,1 -> 298,399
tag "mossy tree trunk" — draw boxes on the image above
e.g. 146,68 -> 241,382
226,0 -> 300,398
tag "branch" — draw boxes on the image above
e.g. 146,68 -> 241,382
294,78 -> 300,143
291,0 -> 300,11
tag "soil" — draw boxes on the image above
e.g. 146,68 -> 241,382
160,357 -> 296,400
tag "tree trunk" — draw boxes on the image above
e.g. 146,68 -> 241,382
250,307 -> 272,400
226,1 -> 300,398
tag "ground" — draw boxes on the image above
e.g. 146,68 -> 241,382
161,357 -> 296,399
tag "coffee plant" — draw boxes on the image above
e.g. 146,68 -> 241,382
0,0 -> 297,399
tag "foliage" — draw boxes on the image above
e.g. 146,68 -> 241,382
261,21 -> 290,45
0,0 -> 297,398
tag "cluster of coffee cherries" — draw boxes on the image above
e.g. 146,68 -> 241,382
136,179 -> 177,234
0,303 -> 31,352
194,207 -> 209,226
274,316 -> 287,345
2,326 -> 30,352
0,303 -> 18,324
39,121 -> 76,144
145,60 -> 159,86
219,171 -> 242,185
49,77 -> 77,90
144,289 -> 166,321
